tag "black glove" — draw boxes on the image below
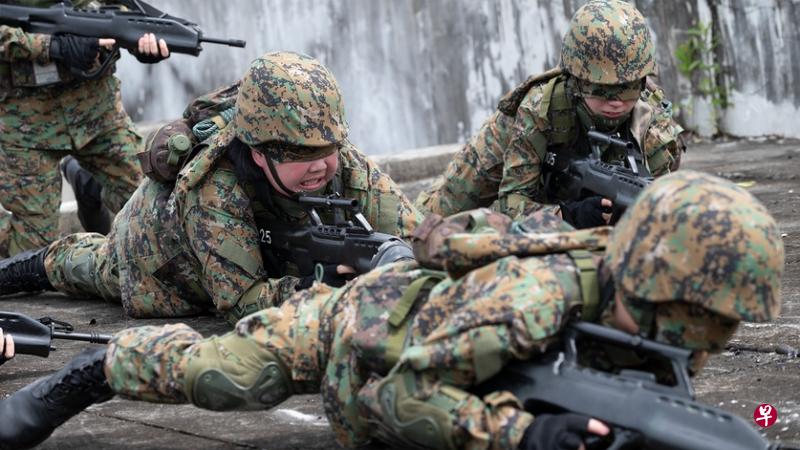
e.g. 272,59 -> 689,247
559,196 -> 612,229
519,413 -> 595,450
295,264 -> 353,290
49,34 -> 100,71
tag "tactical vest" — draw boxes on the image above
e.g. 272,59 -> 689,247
0,0 -> 112,99
497,69 -> 668,202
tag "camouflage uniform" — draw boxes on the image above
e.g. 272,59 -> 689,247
101,170 -> 783,449
39,52 -> 422,321
0,0 -> 143,257
416,0 -> 685,220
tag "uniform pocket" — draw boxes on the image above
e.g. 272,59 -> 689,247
0,146 -> 48,175
151,251 -> 208,302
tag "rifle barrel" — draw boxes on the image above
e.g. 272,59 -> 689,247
52,331 -> 111,344
587,130 -> 634,150
200,36 -> 246,48
298,196 -> 360,210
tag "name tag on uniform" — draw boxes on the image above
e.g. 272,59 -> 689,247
32,62 -> 61,86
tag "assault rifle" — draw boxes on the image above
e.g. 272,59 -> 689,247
477,322 -> 793,450
0,312 -> 110,358
558,130 -> 653,222
267,195 -> 414,276
0,0 -> 246,78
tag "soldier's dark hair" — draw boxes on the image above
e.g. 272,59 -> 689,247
226,137 -> 268,183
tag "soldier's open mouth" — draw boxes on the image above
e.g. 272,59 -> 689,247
300,178 -> 324,190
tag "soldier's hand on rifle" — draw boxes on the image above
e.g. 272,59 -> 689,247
0,327 -> 15,366
518,413 -> 610,450
559,196 -> 613,229
600,198 -> 613,223
131,32 -> 170,64
49,34 -> 107,71
296,264 -> 355,290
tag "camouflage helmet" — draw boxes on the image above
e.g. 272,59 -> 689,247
560,0 -> 656,84
605,170 -> 784,350
234,51 -> 349,161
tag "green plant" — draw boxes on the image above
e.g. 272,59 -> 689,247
674,21 -> 731,109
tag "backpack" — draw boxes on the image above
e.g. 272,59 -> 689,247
138,82 -> 240,182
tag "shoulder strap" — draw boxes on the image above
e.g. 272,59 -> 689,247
385,271 -> 447,368
567,249 -> 600,321
547,77 -> 578,146
528,75 -> 578,163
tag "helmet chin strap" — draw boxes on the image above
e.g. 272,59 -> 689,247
266,158 -> 300,200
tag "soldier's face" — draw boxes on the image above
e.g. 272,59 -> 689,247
583,97 -> 637,119
252,150 -> 339,196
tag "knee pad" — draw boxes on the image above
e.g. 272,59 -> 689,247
365,371 -> 463,450
185,333 -> 292,411
63,246 -> 97,283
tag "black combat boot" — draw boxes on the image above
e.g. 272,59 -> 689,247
59,156 -> 112,235
0,247 -> 54,296
0,347 -> 114,449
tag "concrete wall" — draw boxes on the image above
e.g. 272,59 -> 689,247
116,0 -> 800,153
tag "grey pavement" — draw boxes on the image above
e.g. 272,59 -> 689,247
1,138 -> 799,449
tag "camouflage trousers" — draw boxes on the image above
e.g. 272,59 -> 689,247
42,176 -> 212,318
104,263 -> 534,450
0,123 -> 141,258
44,231 -> 121,302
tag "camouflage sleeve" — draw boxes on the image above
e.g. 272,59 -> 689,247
415,112 -> 510,217
105,323 -> 202,403
495,105 -> 551,220
0,25 -> 51,63
360,162 -> 423,239
341,145 -> 424,239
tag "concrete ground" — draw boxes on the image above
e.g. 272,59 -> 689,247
1,138 -> 799,449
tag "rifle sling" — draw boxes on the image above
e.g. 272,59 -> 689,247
385,272 -> 446,369
568,249 -> 600,321
528,76 -> 561,163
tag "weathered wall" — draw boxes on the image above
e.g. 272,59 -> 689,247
116,0 -> 800,153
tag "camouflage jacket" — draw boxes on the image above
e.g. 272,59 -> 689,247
114,124 -> 423,319
0,0 -> 130,150
416,69 -> 685,219
319,213 -> 611,448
